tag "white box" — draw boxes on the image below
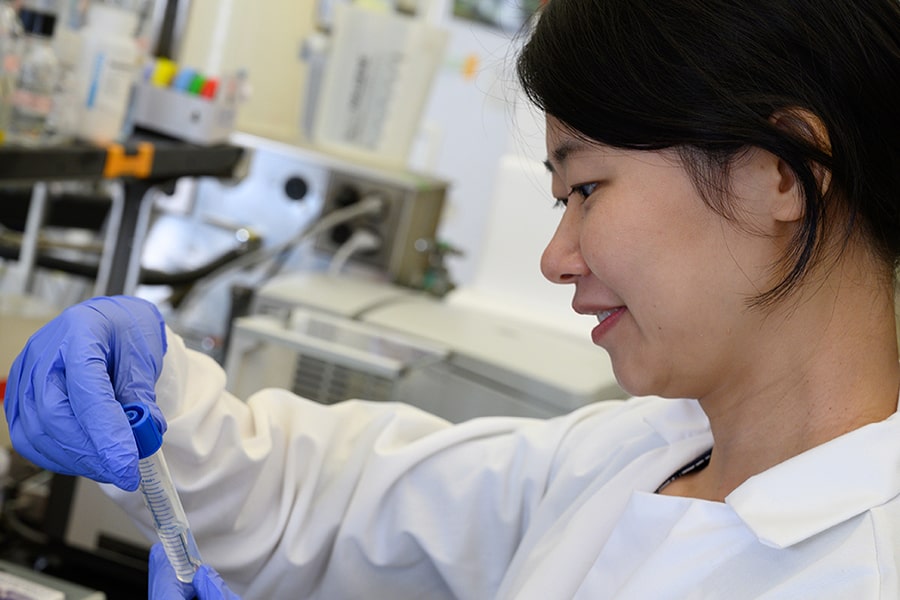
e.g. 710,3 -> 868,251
132,80 -> 239,145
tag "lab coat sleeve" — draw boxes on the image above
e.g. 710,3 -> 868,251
106,327 -> 626,599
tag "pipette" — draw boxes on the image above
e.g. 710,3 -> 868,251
124,402 -> 203,583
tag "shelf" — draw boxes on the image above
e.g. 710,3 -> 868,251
0,132 -> 247,296
0,133 -> 245,183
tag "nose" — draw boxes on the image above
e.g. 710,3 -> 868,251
540,210 -> 590,284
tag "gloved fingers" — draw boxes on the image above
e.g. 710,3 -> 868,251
59,297 -> 167,487
6,428 -> 84,479
88,295 -> 168,357
66,352 -> 143,489
5,352 -> 93,476
149,543 -> 196,600
5,296 -> 167,491
194,565 -> 242,600
88,297 -> 169,434
86,295 -> 168,362
12,383 -> 139,488
7,347 -> 140,489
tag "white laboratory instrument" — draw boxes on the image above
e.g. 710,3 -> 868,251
226,272 -> 625,422
126,402 -> 203,583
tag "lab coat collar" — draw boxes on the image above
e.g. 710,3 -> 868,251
725,405 -> 900,549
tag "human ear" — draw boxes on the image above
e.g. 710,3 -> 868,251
768,109 -> 833,222
769,155 -> 805,224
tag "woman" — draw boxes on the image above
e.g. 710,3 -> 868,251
6,0 -> 900,597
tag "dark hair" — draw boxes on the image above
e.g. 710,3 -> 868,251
517,0 -> 900,306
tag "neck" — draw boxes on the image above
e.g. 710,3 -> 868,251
666,255 -> 900,502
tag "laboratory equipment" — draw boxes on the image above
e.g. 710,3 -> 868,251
227,272 -> 624,422
132,65 -> 244,144
174,132 -> 446,287
226,296 -> 448,405
311,3 -> 449,169
125,401 -> 202,584
140,132 -> 448,357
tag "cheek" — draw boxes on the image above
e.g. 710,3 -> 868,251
579,199 -> 748,323
577,200 -> 702,285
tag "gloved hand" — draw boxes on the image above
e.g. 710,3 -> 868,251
149,543 -> 195,599
149,543 -> 241,600
4,296 -> 167,491
193,564 -> 242,600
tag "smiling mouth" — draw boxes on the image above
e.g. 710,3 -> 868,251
596,308 -> 622,324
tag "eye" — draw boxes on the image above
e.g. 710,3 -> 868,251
569,181 -> 600,200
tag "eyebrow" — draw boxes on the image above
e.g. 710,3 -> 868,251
544,139 -> 593,174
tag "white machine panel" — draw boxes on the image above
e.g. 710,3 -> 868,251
230,273 -> 625,422
363,296 -> 621,415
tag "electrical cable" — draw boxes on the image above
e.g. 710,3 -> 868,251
327,228 -> 383,276
173,195 -> 386,317
259,193 -> 385,281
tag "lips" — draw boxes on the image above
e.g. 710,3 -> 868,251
573,291 -> 627,343
595,308 -> 619,324
573,305 -> 627,345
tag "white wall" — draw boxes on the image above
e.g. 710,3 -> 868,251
411,18 -> 524,285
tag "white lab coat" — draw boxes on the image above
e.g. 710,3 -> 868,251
107,329 -> 900,598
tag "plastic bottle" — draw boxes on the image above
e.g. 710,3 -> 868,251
46,12 -> 81,143
0,1 -> 23,143
0,3 -> 21,67
5,3 -> 61,145
71,2 -> 140,144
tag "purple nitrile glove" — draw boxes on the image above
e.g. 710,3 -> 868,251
4,296 -> 167,491
149,543 -> 241,600
149,543 -> 195,599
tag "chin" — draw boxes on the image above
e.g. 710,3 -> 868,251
611,362 -> 670,399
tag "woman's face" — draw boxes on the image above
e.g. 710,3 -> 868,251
542,116 -> 790,399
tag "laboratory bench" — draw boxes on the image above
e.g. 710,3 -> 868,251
0,132 -> 246,599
